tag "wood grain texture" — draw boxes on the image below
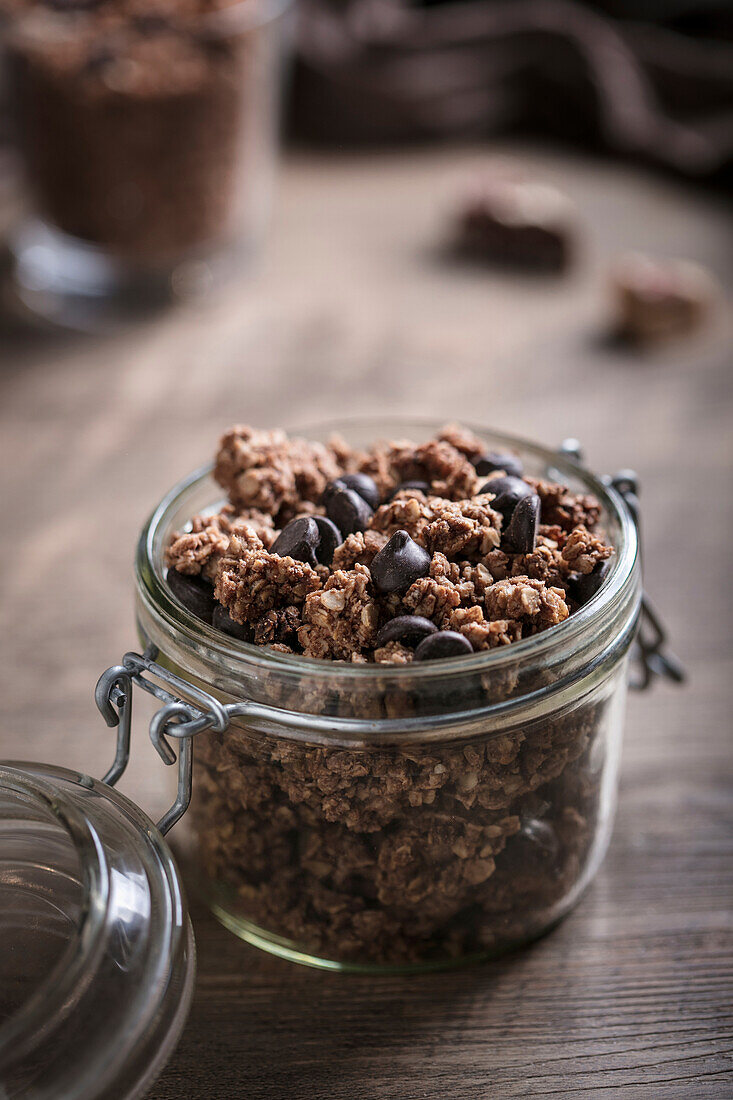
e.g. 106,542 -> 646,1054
1,146 -> 732,1098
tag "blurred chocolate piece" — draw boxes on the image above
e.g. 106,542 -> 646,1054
453,174 -> 575,272
611,253 -> 716,344
474,450 -> 523,479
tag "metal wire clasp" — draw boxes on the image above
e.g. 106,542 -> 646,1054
558,440 -> 685,691
95,647 -> 236,834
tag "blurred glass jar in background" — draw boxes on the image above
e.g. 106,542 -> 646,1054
1,0 -> 292,324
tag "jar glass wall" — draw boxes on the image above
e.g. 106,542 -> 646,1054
135,418 -> 641,971
1,0 -> 292,326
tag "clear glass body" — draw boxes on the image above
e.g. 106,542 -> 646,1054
135,418 -> 641,971
2,0 -> 292,324
0,763 -> 195,1100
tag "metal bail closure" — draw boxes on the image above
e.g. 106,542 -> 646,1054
95,647 -> 235,834
557,440 -> 685,692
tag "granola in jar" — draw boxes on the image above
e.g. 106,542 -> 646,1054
155,421 -> 632,966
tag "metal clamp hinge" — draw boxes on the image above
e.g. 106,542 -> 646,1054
559,440 -> 685,691
95,648 -> 238,834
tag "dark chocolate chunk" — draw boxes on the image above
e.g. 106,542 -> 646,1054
212,604 -> 251,641
271,517 -> 320,567
370,530 -> 431,594
390,480 -> 431,499
332,473 -> 380,511
480,475 -> 533,517
414,630 -> 474,661
376,615 -> 438,649
167,569 -> 216,623
474,451 -> 523,479
456,180 -> 573,272
313,516 -> 342,566
323,484 -> 373,536
504,494 -> 541,553
568,560 -> 612,605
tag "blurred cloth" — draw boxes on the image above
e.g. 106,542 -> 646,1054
291,0 -> 733,183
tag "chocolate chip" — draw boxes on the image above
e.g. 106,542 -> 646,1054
271,517 -> 320,567
474,451 -> 524,479
389,480 -> 431,499
313,516 -> 342,566
370,530 -> 431,594
375,615 -> 438,649
514,817 -> 561,870
503,494 -> 541,553
332,473 -> 380,511
480,475 -> 533,517
323,485 -> 373,536
414,631 -> 474,661
212,604 -> 251,641
569,560 -> 612,605
167,569 -> 216,623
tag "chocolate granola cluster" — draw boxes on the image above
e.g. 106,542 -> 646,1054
165,424 -> 617,964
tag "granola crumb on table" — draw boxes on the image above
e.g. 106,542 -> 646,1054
165,423 -> 617,963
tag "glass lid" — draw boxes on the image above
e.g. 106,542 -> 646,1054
0,761 -> 195,1100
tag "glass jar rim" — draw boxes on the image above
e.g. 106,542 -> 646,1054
0,764 -> 110,1064
137,416 -> 639,685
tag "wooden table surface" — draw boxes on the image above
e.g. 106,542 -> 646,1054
1,147 -> 732,1099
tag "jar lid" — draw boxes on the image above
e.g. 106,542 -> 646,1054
0,761 -> 195,1100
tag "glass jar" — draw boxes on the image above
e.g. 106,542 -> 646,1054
1,0 -> 292,326
132,418 -> 642,971
0,762 -> 195,1099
